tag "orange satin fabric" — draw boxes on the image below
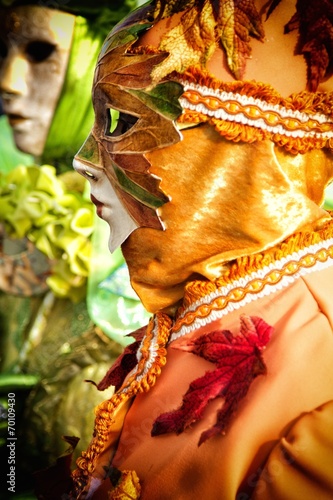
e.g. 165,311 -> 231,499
110,263 -> 333,499
122,129 -> 333,314
252,400 -> 333,499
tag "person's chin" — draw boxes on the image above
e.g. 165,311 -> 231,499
13,127 -> 45,156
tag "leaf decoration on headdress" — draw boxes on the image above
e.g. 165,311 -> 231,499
151,0 -> 218,82
150,0 -> 264,82
218,0 -> 265,79
150,0 -> 333,89
152,0 -> 197,20
284,0 -> 333,91
152,315 -> 273,445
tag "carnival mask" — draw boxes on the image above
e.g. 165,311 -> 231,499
74,13 -> 184,250
0,6 -> 75,156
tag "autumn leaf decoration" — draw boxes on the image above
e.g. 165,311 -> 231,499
150,0 -> 333,89
86,326 -> 146,392
105,466 -> 141,500
152,315 -> 273,445
266,0 -> 333,92
151,0 -> 265,82
218,0 -> 265,79
284,0 -> 333,92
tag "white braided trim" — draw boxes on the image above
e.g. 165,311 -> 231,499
134,316 -> 160,383
170,238 -> 333,342
179,81 -> 333,139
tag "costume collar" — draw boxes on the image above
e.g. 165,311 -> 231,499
171,217 -> 333,340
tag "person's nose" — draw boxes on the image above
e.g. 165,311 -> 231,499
0,52 -> 29,98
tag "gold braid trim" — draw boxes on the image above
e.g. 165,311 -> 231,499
175,68 -> 333,154
72,313 -> 172,496
173,217 -> 333,334
176,67 -> 333,112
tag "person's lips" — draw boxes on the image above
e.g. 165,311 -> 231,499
91,195 -> 104,217
7,113 -> 29,128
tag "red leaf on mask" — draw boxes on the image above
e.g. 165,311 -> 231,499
152,315 -> 273,445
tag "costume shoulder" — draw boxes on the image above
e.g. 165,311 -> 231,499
253,400 -> 333,499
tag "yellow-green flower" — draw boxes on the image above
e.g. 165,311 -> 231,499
0,165 -> 94,300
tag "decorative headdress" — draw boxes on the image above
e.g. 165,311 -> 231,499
76,0 -> 333,230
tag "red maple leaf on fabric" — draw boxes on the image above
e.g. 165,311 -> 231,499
152,315 -> 273,445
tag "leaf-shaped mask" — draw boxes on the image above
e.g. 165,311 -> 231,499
75,17 -> 184,230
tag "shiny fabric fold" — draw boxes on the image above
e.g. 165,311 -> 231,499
252,401 -> 333,499
122,128 -> 333,313
72,221 -> 333,498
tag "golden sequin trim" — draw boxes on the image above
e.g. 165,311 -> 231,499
72,313 -> 172,496
171,220 -> 333,341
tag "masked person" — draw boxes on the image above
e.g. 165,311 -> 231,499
58,0 -> 333,498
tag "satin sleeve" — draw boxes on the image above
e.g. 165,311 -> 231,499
252,400 -> 333,499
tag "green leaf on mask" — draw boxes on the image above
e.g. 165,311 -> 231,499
129,81 -> 184,120
76,134 -> 101,167
113,162 -> 166,208
100,23 -> 152,58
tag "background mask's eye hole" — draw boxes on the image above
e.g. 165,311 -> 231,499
0,39 -> 8,60
105,108 -> 138,137
26,41 -> 56,62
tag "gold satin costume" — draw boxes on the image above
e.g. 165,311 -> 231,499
68,1 -> 333,498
